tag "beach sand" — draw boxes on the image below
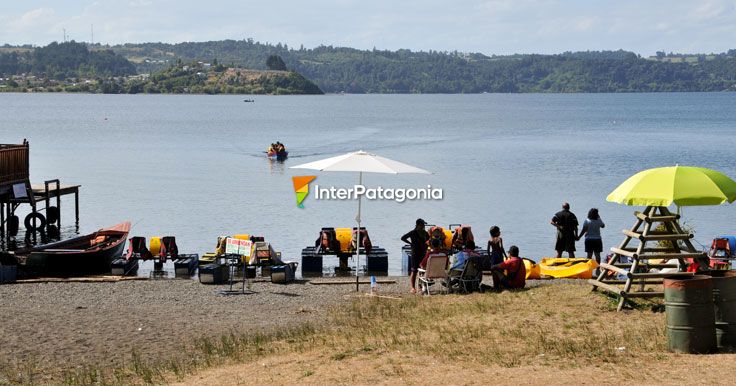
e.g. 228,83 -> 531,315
0,276 -> 409,380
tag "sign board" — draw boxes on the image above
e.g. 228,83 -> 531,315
225,238 -> 252,256
12,183 -> 27,199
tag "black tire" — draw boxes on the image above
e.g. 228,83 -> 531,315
46,206 -> 59,223
8,215 -> 19,237
24,212 -> 47,231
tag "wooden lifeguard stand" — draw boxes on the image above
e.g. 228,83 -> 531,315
0,140 -> 81,249
589,205 -> 701,311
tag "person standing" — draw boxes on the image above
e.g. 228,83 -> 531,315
578,208 -> 605,266
486,226 -> 507,289
401,218 -> 429,294
486,226 -> 507,268
551,202 -> 578,258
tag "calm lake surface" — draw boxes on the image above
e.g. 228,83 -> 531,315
2,92 -> 735,276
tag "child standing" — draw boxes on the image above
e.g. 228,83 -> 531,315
487,226 -> 507,267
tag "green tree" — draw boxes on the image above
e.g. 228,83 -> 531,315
266,55 -> 287,71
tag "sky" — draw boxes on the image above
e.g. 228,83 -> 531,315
0,0 -> 734,56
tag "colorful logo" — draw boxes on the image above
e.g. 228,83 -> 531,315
292,176 -> 317,208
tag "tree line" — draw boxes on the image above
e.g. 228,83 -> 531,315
2,39 -> 736,93
0,41 -> 135,79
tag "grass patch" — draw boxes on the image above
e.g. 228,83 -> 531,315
16,282 -> 670,384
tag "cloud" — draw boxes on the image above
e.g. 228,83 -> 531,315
575,17 -> 597,32
0,1 -> 733,55
7,7 -> 58,33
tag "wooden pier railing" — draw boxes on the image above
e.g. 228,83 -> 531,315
0,141 -> 30,187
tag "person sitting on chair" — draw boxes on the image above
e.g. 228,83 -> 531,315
420,236 -> 447,270
490,245 -> 526,290
449,240 -> 479,275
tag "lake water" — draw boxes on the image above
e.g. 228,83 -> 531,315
2,92 -> 735,276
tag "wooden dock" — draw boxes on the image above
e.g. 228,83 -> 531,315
1,140 -> 81,249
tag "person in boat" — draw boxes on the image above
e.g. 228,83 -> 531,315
268,143 -> 276,154
486,226 -> 507,270
275,142 -> 286,153
489,245 -> 526,290
401,218 -> 429,294
551,202 -> 578,258
578,208 -> 605,267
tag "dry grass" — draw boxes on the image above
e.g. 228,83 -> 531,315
6,282 -> 733,385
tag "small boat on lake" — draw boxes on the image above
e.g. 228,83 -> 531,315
267,150 -> 288,160
17,221 -> 130,276
266,142 -> 288,160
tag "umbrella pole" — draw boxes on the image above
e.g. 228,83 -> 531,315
356,172 -> 363,292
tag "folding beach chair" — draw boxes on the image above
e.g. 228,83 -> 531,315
453,254 -> 482,294
417,253 -> 449,295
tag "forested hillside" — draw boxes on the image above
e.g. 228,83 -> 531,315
0,41 -> 135,79
110,40 -> 736,93
2,39 -> 736,93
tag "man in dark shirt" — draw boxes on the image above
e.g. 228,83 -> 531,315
401,218 -> 429,294
551,202 -> 578,258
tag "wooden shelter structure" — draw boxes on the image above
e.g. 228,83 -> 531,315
0,140 -> 80,249
589,205 -> 701,311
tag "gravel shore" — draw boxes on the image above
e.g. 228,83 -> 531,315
0,276 -> 410,376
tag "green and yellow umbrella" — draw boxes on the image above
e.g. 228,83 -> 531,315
607,166 -> 736,207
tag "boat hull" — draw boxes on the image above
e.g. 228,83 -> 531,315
267,151 -> 288,160
538,257 -> 598,279
20,222 -> 130,277
523,259 -> 541,280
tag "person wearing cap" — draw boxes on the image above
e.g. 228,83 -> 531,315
489,245 -> 526,290
401,218 -> 429,294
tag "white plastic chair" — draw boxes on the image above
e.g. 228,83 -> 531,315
417,253 -> 449,295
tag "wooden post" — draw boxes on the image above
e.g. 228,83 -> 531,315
0,201 -> 4,250
617,209 -> 653,311
4,203 -> 9,246
56,182 -> 61,229
44,181 -> 50,227
74,189 -> 79,232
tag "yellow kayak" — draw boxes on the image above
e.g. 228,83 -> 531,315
523,259 -> 541,280
538,257 -> 598,279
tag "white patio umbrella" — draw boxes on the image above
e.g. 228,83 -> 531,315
290,150 -> 430,291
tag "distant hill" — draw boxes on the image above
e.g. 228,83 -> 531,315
0,41 -> 135,79
3,40 -> 736,93
0,42 -> 322,95
121,61 -> 323,95
107,40 -> 736,93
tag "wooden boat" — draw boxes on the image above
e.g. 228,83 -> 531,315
17,222 -> 130,276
